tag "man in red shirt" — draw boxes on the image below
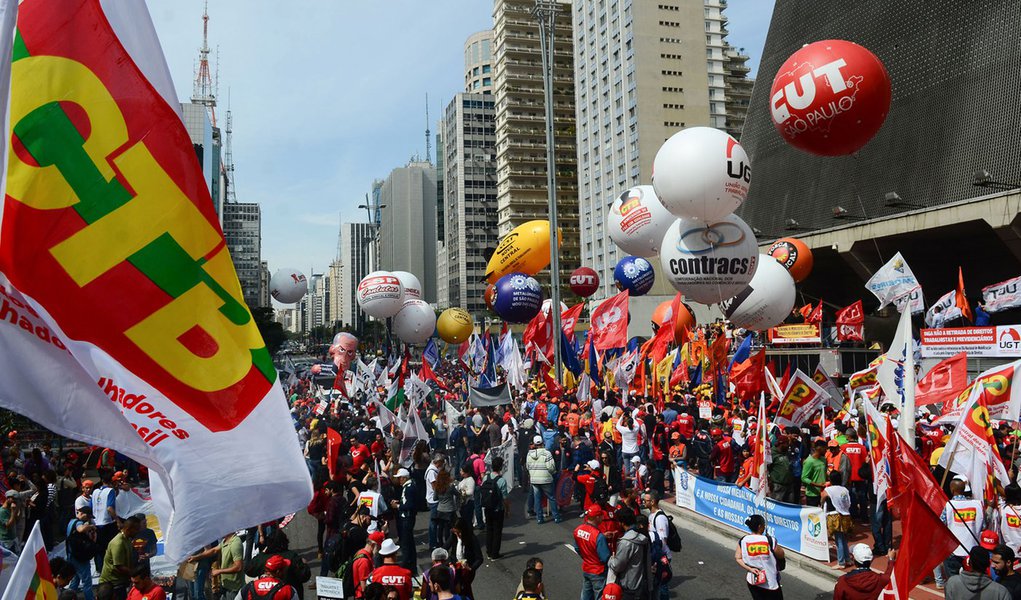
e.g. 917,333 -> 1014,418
675,412 -> 695,441
127,565 -> 165,600
369,539 -> 413,600
574,507 -> 610,600
709,428 -> 736,483
839,429 -> 870,523
349,439 -> 370,475
237,555 -> 298,600
352,531 -> 384,598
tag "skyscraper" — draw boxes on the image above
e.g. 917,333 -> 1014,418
493,0 -> 580,291
441,31 -> 499,318
571,0 -> 751,300
180,102 -> 223,220
221,202 -> 263,308
378,162 -> 438,303
327,259 -> 344,328
339,222 -> 374,328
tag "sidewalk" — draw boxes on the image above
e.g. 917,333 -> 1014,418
661,495 -> 945,599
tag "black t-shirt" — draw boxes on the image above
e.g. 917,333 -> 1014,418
1000,573 -> 1021,599
339,522 -> 368,564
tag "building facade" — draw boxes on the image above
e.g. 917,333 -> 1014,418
259,261 -> 271,309
181,102 -> 224,221
339,222 -> 374,328
493,0 -> 580,292
221,202 -> 263,308
327,259 -> 344,328
378,162 -> 438,303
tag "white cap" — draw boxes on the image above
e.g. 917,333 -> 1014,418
631,456 -> 642,463
394,468 -> 411,479
851,543 -> 873,564
378,539 -> 400,556
533,435 -> 543,445
587,459 -> 600,470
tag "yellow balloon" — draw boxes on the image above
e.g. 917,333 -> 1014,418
485,220 -> 561,283
437,308 -> 474,344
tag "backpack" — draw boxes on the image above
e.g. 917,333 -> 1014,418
242,580 -> 287,600
479,475 -> 502,511
590,476 -> 609,504
65,520 -> 98,561
654,510 -> 683,553
338,549 -> 372,598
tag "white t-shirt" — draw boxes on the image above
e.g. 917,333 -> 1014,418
616,421 -> 640,454
944,498 -> 984,557
91,487 -> 117,526
826,485 -> 852,516
649,510 -> 672,559
740,534 -> 779,590
999,502 -> 1021,553
74,494 -> 92,513
356,490 -> 383,533
425,464 -> 440,505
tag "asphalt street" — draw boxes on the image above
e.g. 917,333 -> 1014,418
292,486 -> 834,600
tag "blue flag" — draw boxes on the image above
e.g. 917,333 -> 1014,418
729,335 -> 753,371
423,338 -> 440,368
690,362 -> 702,386
483,332 -> 497,385
561,330 -> 583,376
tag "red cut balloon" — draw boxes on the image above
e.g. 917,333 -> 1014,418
569,267 -> 599,298
769,40 -> 891,156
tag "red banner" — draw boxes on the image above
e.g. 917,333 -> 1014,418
915,352 -> 968,407
589,291 -> 629,350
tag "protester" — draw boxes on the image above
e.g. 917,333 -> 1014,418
735,514 -> 784,600
514,568 -> 545,600
211,530 -> 245,600
127,565 -> 166,600
481,456 -> 509,559
801,440 -> 827,507
941,477 -> 985,586
833,545 -> 896,600
368,540 -> 413,600
96,515 -> 141,600
66,505 -> 98,600
944,546 -> 1012,600
525,434 -> 560,524
820,471 -> 853,567
574,507 -> 610,600
445,518 -> 483,599
236,554 -> 299,600
607,509 -> 653,600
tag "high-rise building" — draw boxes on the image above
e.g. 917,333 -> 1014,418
378,162 -> 438,303
180,102 -> 223,219
222,202 -> 263,308
571,0 -> 751,300
493,0 -> 580,292
327,259 -> 344,328
465,30 -> 495,93
339,222 -> 374,328
259,261 -> 271,309
302,273 -> 325,331
276,307 -> 299,334
723,43 -> 753,138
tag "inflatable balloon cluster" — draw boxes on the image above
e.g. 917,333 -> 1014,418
356,270 -> 436,345
485,220 -> 560,283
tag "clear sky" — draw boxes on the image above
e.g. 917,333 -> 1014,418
149,0 -> 776,279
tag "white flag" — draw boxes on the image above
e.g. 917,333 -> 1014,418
877,305 -> 916,442
1,522 -> 48,600
892,286 -> 925,315
500,337 -> 527,391
0,0 -> 310,562
865,252 -> 920,309
924,290 -> 963,327
982,275 -> 1021,314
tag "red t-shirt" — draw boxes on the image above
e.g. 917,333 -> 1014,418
239,577 -> 296,600
574,523 -> 607,575
369,564 -> 413,600
676,414 -> 695,439
351,549 -> 374,598
350,443 -> 370,473
842,442 -> 868,482
128,586 -> 166,600
713,437 -> 735,475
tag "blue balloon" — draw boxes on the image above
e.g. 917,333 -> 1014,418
493,272 -> 543,323
614,256 -> 655,296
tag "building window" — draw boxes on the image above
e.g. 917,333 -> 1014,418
659,20 -> 680,27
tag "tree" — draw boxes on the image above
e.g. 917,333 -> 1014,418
251,306 -> 287,357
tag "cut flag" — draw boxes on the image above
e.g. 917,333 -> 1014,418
589,291 -> 630,350
914,352 -> 968,407
0,0 -> 311,560
835,300 -> 864,342
937,388 -> 1012,504
774,369 -> 828,428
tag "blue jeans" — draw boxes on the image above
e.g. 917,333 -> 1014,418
872,501 -> 893,553
473,486 -> 485,528
623,452 -> 638,475
531,482 -> 560,522
581,571 -> 606,600
428,502 -> 439,549
68,556 -> 94,600
834,531 -> 849,565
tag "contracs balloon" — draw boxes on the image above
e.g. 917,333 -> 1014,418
269,268 -> 308,304
766,237 -> 814,283
770,40 -> 891,156
392,271 -> 423,300
393,299 -> 436,345
660,213 -> 758,305
607,185 -> 676,257
614,256 -> 656,297
720,255 -> 796,331
493,272 -> 544,323
651,127 -> 750,223
329,332 -> 359,371
437,308 -> 474,344
569,267 -> 600,298
484,220 -> 561,283
356,271 -> 405,318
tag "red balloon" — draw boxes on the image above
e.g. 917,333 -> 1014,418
570,267 -> 600,298
769,40 -> 891,156
484,283 -> 497,310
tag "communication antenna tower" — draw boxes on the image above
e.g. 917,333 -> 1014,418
425,93 -> 431,164
224,93 -> 236,204
192,0 -> 218,124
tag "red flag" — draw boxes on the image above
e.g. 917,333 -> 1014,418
327,428 -> 342,480
561,303 -> 584,343
590,291 -> 630,350
646,317 -> 675,365
541,367 -> 564,398
915,352 -> 968,407
731,348 -> 767,400
835,300 -> 865,342
798,303 -> 813,321
778,361 -> 792,394
956,266 -> 974,323
522,308 -> 553,359
419,359 -> 449,392
709,334 -> 730,375
669,360 -> 689,387
807,300 -> 822,324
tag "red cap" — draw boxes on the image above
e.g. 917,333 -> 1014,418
711,428 -> 723,436
368,531 -> 386,545
264,555 -> 291,572
112,471 -> 127,482
670,432 -> 681,439
585,507 -> 605,520
981,529 -> 999,550
602,582 -> 624,600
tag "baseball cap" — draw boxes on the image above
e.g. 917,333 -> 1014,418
585,507 -> 605,520
533,435 -> 543,445
394,468 -> 411,479
431,548 -> 449,561
264,555 -> 291,572
851,543 -> 873,564
981,529 -> 1000,550
711,428 -> 723,436
368,531 -> 385,545
378,539 -> 400,556
670,432 -> 681,439
602,582 -> 624,600
631,455 -> 641,463
587,459 -> 600,470
827,439 -> 839,448
112,471 -> 127,482
4,490 -> 15,498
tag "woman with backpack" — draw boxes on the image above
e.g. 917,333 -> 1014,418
735,514 -> 785,599
65,505 -> 98,600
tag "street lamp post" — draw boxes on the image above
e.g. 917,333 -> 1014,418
534,0 -> 563,383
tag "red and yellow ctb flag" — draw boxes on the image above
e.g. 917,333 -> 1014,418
0,0 -> 311,561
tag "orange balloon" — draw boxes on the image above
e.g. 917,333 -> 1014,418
767,237 -> 814,283
484,284 -> 497,310
673,302 -> 696,342
651,300 -> 673,327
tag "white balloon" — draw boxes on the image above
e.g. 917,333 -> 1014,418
660,213 -> 758,305
393,299 -> 436,344
269,268 -> 308,304
652,127 -> 750,222
356,271 -> 405,318
392,271 -> 423,299
720,256 -> 797,331
541,299 -> 569,316
607,185 -> 677,257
